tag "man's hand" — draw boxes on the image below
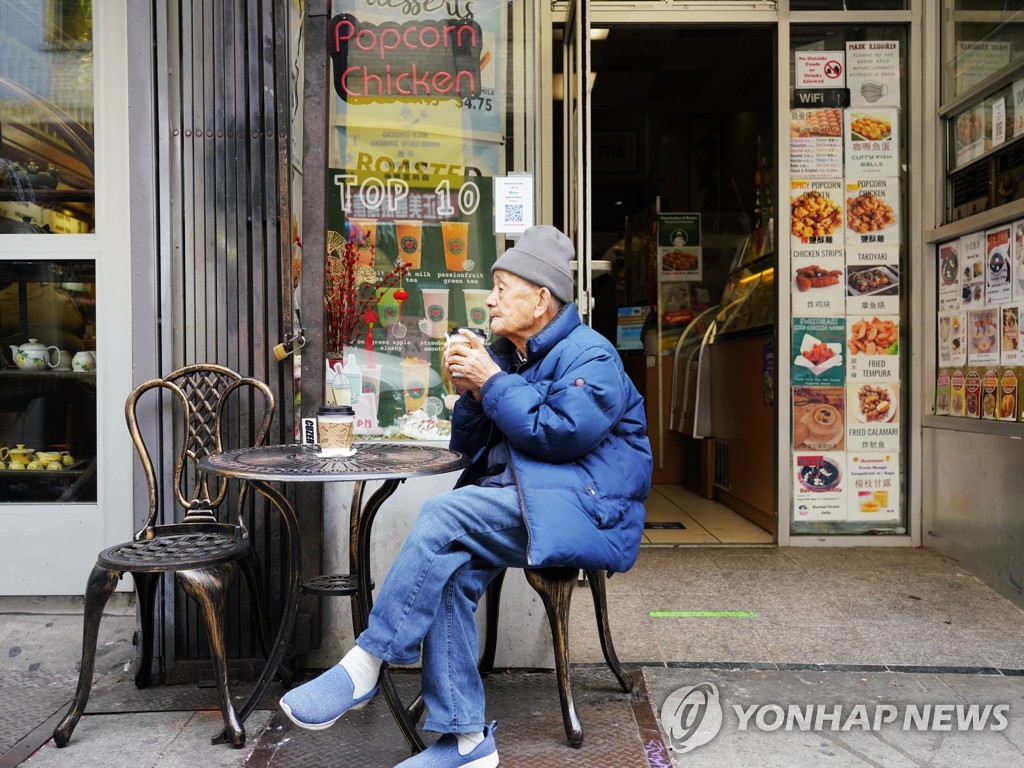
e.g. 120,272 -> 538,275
444,329 -> 501,398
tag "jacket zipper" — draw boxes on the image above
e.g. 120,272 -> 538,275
506,441 -> 533,565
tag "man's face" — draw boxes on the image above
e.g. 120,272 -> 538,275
487,270 -> 545,341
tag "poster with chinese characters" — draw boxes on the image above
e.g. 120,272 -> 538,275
985,224 -> 1012,306
845,177 -> 899,246
792,247 -> 845,316
938,240 -> 961,310
1012,218 -> 1024,302
790,179 -> 844,249
846,382 -> 900,451
960,230 -> 986,309
1001,304 -> 1023,366
938,310 -> 967,367
793,452 -> 847,522
846,315 -> 899,380
789,109 -> 843,178
846,452 -> 900,521
793,386 -> 845,452
967,307 -> 999,366
844,108 -> 899,176
792,317 -> 845,386
846,245 -> 899,315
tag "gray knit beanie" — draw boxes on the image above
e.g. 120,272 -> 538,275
491,225 -> 575,303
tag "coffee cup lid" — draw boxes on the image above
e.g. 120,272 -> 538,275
451,327 -> 486,338
318,404 -> 354,416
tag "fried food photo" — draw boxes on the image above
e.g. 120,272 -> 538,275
850,115 -> 892,141
857,384 -> 893,422
847,192 -> 896,234
662,250 -> 698,272
1000,393 -> 1016,419
791,190 -> 842,239
795,264 -> 842,291
848,317 -> 897,355
848,267 -> 894,295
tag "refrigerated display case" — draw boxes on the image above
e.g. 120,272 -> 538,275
688,256 -> 776,532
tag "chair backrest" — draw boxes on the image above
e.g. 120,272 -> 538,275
126,364 -> 275,540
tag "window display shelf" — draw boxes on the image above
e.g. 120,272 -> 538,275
0,370 -> 95,379
0,191 -> 95,203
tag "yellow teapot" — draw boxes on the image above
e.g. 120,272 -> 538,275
0,445 -> 34,464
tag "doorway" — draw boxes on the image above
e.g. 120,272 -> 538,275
554,23 -> 777,545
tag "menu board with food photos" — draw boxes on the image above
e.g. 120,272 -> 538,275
985,224 -> 1012,305
939,240 -> 961,310
1012,219 -> 1024,301
935,218 -> 1024,426
793,452 -> 846,522
790,109 -> 843,178
789,41 -> 906,530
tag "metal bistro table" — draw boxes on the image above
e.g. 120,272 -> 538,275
199,441 -> 469,750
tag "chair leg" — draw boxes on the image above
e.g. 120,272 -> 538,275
525,567 -> 584,749
239,550 -> 290,688
238,550 -> 269,658
133,571 -> 160,689
53,565 -> 121,748
585,570 -> 633,693
178,565 -> 245,748
478,568 -> 507,676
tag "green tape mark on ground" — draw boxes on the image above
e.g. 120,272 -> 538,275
649,610 -> 757,618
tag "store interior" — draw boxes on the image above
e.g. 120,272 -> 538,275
553,24 -> 777,544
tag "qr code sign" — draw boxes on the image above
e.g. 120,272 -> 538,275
504,204 -> 524,225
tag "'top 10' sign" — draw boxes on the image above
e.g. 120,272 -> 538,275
329,13 -> 483,101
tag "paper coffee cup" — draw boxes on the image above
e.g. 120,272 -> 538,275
444,327 -> 486,378
317,405 -> 356,457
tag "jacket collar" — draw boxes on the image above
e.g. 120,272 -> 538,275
490,302 -> 581,367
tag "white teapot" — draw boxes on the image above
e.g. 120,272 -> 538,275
10,339 -> 58,371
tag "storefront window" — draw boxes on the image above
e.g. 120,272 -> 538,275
790,1 -> 907,9
941,0 -> 1024,103
940,2 -> 1024,224
0,259 -> 96,502
0,0 -> 95,234
788,25 -> 909,535
321,1 -> 536,440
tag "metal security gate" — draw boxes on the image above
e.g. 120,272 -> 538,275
128,0 -> 320,683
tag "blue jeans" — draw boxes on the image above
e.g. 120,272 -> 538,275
356,483 -> 529,733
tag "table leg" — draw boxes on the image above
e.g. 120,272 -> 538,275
213,479 -> 301,744
348,478 -> 425,752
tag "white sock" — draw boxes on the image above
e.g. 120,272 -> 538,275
456,731 -> 484,756
339,646 -> 382,698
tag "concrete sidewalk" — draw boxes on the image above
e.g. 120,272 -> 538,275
3,546 -> 1024,767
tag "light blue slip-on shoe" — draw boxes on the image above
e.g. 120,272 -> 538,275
279,664 -> 379,731
394,721 -> 499,768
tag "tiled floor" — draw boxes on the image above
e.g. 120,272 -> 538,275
643,484 -> 774,545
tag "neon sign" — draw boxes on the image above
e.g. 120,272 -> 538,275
328,14 -> 482,101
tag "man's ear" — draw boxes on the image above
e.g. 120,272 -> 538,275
535,286 -> 551,318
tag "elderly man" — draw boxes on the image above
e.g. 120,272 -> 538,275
281,225 -> 652,768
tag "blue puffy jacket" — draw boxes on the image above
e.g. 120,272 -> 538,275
450,303 -> 652,573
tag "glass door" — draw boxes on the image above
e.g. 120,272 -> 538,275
563,0 -> 593,323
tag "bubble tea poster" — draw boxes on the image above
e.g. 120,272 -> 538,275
321,5 -> 512,437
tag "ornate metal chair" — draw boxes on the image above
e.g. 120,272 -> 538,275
479,567 -> 634,748
53,364 -> 275,749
